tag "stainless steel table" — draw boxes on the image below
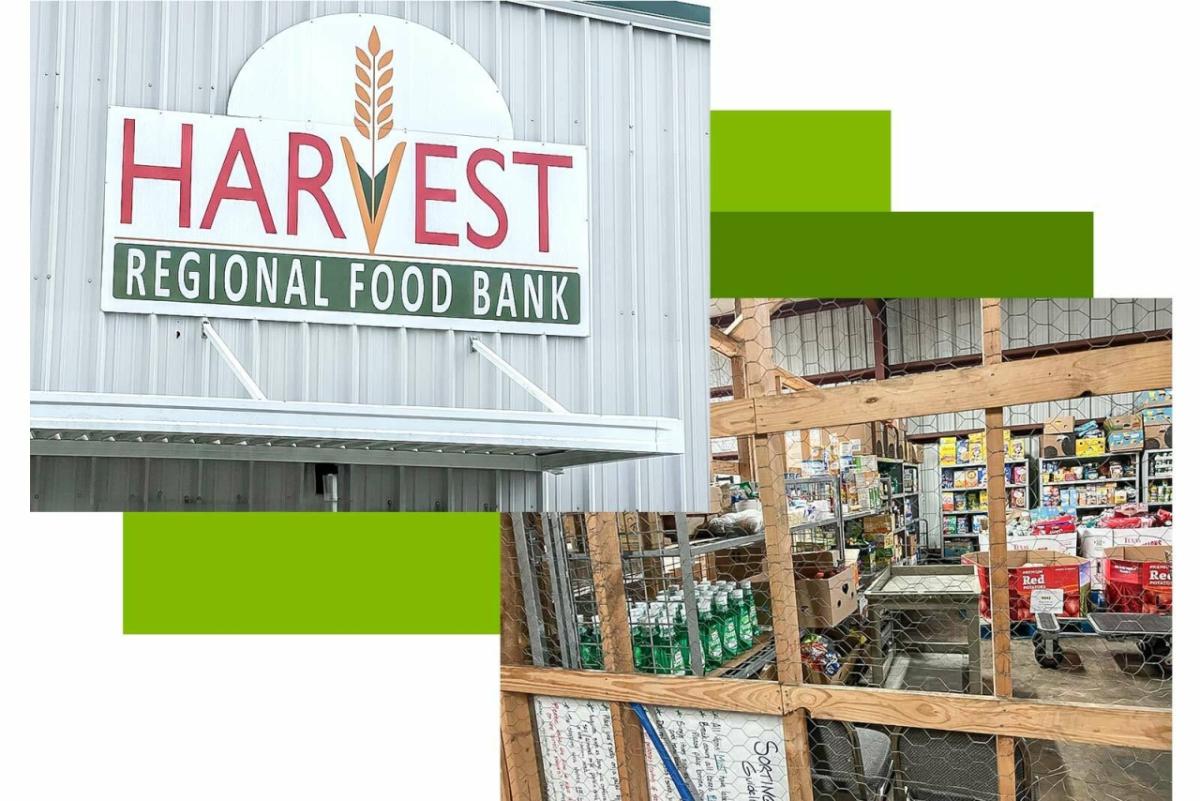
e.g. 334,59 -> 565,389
863,565 -> 983,694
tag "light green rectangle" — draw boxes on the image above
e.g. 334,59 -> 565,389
124,512 -> 499,634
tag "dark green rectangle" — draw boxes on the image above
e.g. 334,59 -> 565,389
124,512 -> 499,634
712,211 -> 1093,297
113,242 -> 580,325
712,110 -> 891,212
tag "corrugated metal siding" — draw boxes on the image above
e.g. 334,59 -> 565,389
30,1 -> 710,512
903,298 -> 1171,434
706,299 -> 1169,439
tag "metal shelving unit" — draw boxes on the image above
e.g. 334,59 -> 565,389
938,456 -> 1030,558
1142,448 -> 1173,507
1039,452 -> 1141,513
880,458 -> 922,564
785,474 -> 851,565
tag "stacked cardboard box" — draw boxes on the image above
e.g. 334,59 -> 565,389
1041,416 -> 1076,458
1104,414 -> 1144,452
793,551 -> 858,628
1104,545 -> 1172,613
1138,390 -> 1173,449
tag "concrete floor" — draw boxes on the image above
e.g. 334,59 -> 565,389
877,632 -> 1170,800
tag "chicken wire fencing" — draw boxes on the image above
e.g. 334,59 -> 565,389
503,516 -> 1171,801
502,512 -> 775,678
517,695 -> 1173,801
699,298 -> 1172,800
803,724 -> 1171,801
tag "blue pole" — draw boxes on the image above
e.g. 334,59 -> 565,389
629,702 -> 696,801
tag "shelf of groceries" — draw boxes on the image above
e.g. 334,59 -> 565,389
695,394 -> 1172,658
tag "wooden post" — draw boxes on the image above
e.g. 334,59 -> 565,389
585,513 -> 651,801
866,298 -> 888,380
981,299 -> 1018,801
742,297 -> 817,801
731,300 -> 756,480
500,513 -> 545,801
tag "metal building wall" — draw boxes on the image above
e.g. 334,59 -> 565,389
30,1 -> 710,512
898,298 -> 1171,434
708,298 -> 1171,455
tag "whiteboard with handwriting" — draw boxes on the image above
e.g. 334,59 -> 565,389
644,706 -> 789,801
533,696 -> 622,801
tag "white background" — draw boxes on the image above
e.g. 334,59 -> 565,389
5,1 -> 1200,798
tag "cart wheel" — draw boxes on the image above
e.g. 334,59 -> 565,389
1034,634 -> 1061,669
1138,637 -> 1172,674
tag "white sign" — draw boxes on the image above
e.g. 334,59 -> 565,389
1030,588 -> 1064,614
645,706 -> 790,801
101,16 -> 590,335
533,696 -> 622,801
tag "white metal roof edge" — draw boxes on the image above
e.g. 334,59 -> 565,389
30,391 -> 685,470
510,1 -> 710,40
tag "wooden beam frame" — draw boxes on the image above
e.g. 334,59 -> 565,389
583,513 -> 651,801
710,325 -> 741,358
500,666 -> 1172,752
745,299 -> 817,801
509,303 -> 1173,800
865,298 -> 888,380
500,514 -> 544,801
981,299 -> 1017,801
710,340 -> 1172,438
768,367 -> 818,392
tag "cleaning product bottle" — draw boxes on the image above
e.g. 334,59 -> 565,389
577,615 -> 601,669
630,604 -> 651,672
731,588 -> 754,650
590,615 -> 604,668
714,591 -> 741,657
698,596 -> 724,671
668,596 -> 691,675
739,579 -> 762,636
651,608 -> 685,675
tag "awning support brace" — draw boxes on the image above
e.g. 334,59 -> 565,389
470,337 -> 568,414
201,318 -> 267,401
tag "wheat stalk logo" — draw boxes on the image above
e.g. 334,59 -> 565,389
340,25 -> 406,254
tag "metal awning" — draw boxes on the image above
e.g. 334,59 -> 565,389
30,391 -> 685,472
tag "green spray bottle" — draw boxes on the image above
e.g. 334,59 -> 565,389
714,591 -> 741,657
698,596 -> 724,671
739,579 -> 762,637
668,596 -> 691,675
731,588 -> 754,650
630,603 -> 651,672
577,615 -> 602,669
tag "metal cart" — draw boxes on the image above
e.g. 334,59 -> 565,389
862,564 -> 983,694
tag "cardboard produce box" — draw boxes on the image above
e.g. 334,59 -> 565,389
963,549 -> 1091,621
882,421 -> 904,459
1105,414 -> 1144,453
977,530 -> 1077,556
831,423 -> 885,458
794,552 -> 858,629
861,513 -> 892,535
787,428 -> 827,467
1135,389 -> 1172,409
709,484 -> 727,514
1141,405 -> 1172,425
1041,433 -> 1076,458
1075,435 -> 1105,457
1080,528 -> 1172,590
1044,416 -> 1075,435
1144,423 -> 1172,450
1104,545 -> 1172,613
